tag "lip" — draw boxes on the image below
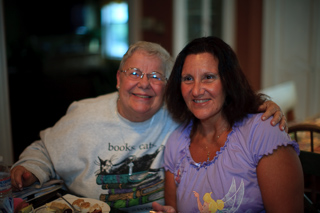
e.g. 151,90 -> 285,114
133,93 -> 153,99
193,99 -> 210,103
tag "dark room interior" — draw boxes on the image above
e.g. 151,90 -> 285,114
4,0 -> 120,161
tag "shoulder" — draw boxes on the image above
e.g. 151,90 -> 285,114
62,92 -> 117,119
68,92 -> 118,112
48,92 -> 118,129
164,123 -> 191,171
233,113 -> 298,162
166,123 -> 191,148
235,113 -> 286,142
236,113 -> 278,136
157,104 -> 180,129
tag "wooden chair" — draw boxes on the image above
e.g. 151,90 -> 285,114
289,123 -> 320,152
288,123 -> 320,210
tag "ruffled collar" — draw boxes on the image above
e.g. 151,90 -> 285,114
182,123 -> 235,170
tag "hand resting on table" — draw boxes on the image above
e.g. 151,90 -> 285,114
11,165 -> 38,191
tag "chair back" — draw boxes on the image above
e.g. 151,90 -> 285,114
289,123 -> 320,210
289,123 -> 320,152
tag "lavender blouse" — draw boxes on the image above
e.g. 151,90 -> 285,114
164,113 -> 299,213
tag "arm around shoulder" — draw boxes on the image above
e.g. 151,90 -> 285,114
257,145 -> 304,212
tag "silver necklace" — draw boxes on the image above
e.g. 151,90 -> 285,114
206,127 -> 228,161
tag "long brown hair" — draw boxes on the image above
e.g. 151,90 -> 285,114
165,36 -> 267,128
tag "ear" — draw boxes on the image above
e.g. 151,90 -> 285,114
116,70 -> 121,89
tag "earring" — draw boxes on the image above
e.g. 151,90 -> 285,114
117,86 -> 120,89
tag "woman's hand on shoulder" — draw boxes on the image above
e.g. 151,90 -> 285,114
258,100 -> 288,132
10,165 -> 38,191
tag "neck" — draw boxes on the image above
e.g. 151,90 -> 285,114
117,99 -> 154,122
191,117 -> 229,149
198,115 -> 229,138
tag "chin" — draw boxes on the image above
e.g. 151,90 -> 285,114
132,106 -> 152,114
193,113 -> 212,120
133,105 -> 160,116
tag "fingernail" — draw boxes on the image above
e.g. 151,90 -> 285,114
272,121 -> 275,125
281,126 -> 284,130
262,117 -> 266,120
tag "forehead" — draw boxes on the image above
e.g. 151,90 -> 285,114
183,53 -> 219,73
124,50 -> 164,72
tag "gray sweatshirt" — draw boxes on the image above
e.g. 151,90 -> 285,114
13,92 -> 179,212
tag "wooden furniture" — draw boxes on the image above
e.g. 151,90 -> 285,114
289,123 -> 320,209
289,123 -> 320,152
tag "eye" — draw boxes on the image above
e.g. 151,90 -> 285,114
149,73 -> 162,80
181,75 -> 193,83
202,74 -> 218,82
206,75 -> 213,79
131,71 -> 139,76
129,69 -> 141,78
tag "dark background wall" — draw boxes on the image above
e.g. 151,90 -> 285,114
4,0 -> 119,160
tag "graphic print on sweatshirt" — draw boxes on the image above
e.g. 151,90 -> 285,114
95,145 -> 165,209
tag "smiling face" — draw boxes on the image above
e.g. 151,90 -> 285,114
116,50 -> 166,122
181,53 -> 226,122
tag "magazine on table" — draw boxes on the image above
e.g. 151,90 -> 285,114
13,179 -> 64,202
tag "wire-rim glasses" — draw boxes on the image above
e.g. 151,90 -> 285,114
120,67 -> 167,85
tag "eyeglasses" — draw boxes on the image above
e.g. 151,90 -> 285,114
120,67 -> 167,85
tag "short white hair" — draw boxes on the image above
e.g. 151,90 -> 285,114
119,41 -> 174,78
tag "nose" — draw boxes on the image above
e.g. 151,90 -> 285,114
137,74 -> 151,88
192,80 -> 204,97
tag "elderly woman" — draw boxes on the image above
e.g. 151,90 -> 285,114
155,37 -> 303,212
11,41 -> 286,212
